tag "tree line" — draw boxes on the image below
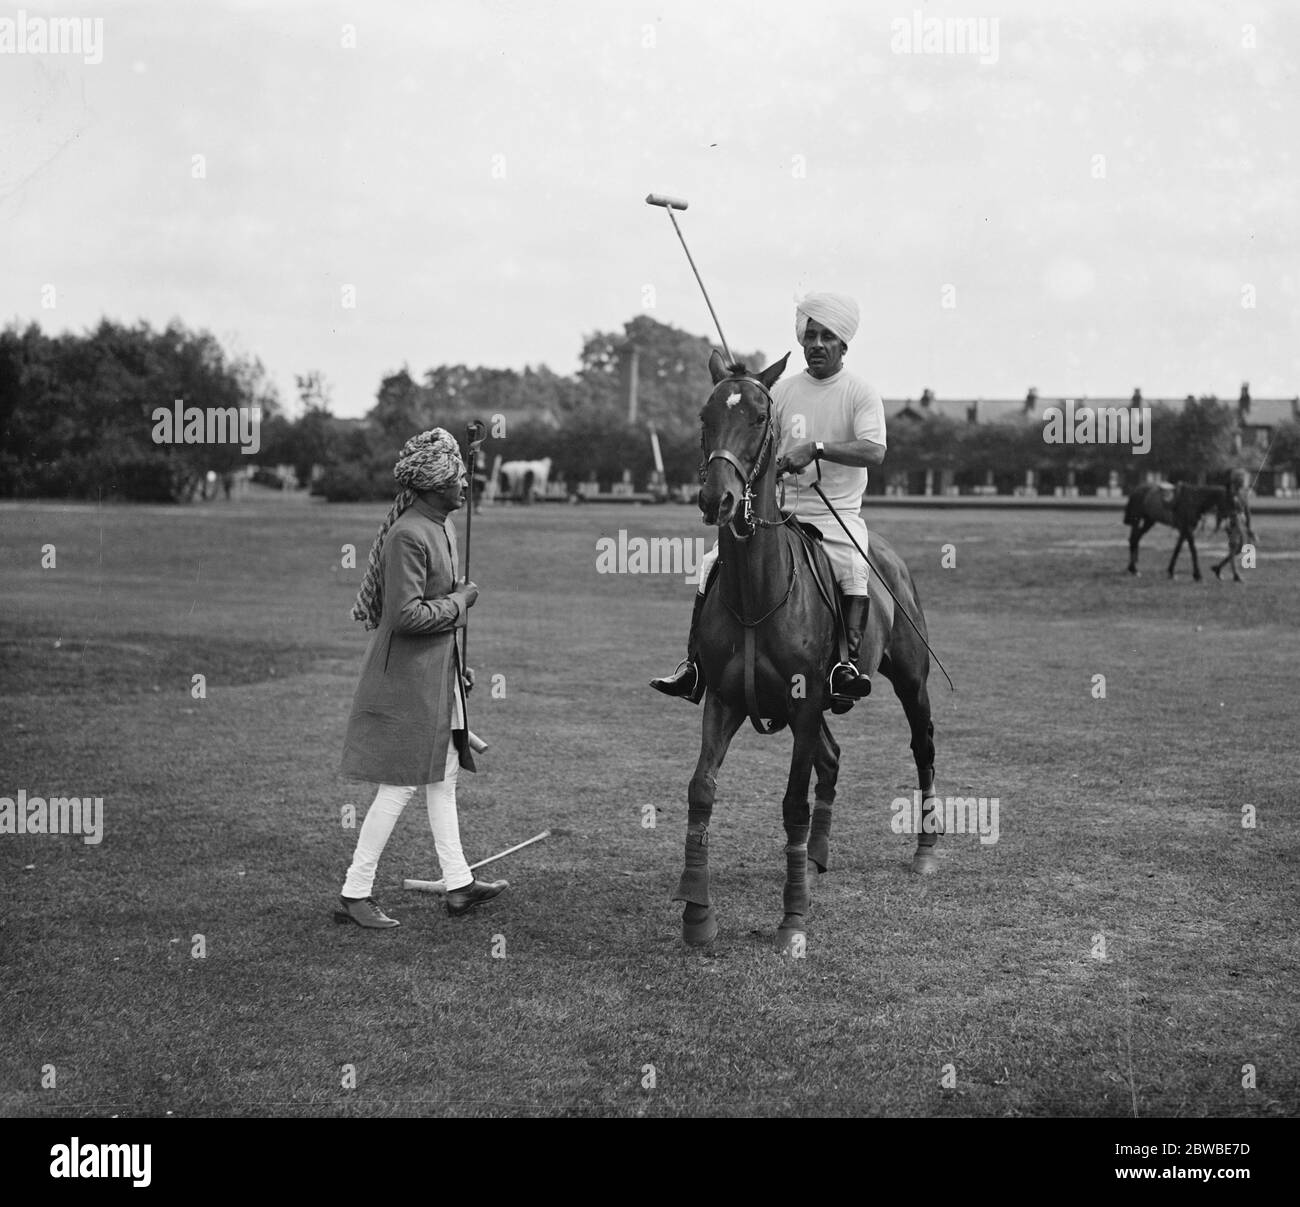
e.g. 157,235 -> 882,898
1,316 -> 1295,502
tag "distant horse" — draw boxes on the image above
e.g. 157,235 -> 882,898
1124,482 -> 1234,580
497,457 -> 552,503
672,351 -> 940,954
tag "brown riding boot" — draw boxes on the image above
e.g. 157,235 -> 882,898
830,595 -> 872,699
650,591 -> 707,704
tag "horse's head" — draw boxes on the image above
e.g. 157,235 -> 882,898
698,349 -> 790,528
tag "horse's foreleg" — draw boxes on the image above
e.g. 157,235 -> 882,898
674,692 -> 744,946
1187,530 -> 1202,581
1129,519 -> 1155,574
808,719 -> 840,874
777,713 -> 821,955
1167,531 -> 1186,578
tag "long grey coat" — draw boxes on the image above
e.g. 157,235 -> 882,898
340,496 -> 475,785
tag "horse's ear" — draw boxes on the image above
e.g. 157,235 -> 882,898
708,349 -> 729,384
757,352 -> 791,390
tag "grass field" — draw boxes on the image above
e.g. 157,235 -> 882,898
1,493 -> 1296,1118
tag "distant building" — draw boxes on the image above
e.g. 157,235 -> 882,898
881,385 -> 1298,497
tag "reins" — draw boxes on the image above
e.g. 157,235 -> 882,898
702,373 -> 954,694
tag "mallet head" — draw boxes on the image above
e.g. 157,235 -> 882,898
646,193 -> 689,211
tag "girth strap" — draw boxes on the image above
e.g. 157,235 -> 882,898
743,625 -> 787,735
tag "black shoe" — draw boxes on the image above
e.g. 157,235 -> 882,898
650,591 -> 708,704
650,660 -> 704,703
829,662 -> 872,698
445,878 -> 508,918
333,896 -> 400,928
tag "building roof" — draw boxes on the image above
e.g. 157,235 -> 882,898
885,394 -> 1299,429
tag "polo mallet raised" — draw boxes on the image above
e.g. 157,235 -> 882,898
645,193 -> 734,367
403,829 -> 550,893
463,419 -> 489,754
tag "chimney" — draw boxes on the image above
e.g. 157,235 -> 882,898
1238,381 -> 1251,420
1131,387 -> 1142,405
967,400 -> 978,424
921,388 -> 934,411
1024,387 -> 1038,416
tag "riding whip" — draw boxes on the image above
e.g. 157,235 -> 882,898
799,463 -> 955,693
463,420 -> 489,753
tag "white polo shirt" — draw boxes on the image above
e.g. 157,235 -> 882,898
772,366 -> 887,515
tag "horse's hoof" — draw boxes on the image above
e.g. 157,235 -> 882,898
1127,566 -> 1138,576
911,848 -> 940,876
776,923 -> 807,957
682,903 -> 717,947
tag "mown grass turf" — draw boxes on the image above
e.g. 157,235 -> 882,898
0,495 -> 1296,1116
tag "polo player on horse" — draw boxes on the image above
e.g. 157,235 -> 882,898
651,291 -> 886,710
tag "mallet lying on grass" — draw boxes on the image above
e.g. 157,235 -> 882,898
403,829 -> 550,893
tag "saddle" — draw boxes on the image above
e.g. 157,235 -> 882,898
718,515 -> 856,735
786,517 -> 852,678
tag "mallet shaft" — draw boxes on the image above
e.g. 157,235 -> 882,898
645,192 -> 733,366
402,829 -> 550,893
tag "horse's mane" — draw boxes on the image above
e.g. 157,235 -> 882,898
725,361 -> 750,378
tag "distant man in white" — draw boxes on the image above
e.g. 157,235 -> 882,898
651,291 -> 886,706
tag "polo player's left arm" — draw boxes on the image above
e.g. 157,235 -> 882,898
781,438 -> 885,473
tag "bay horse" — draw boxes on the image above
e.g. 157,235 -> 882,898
672,351 -> 940,954
1124,482 -> 1234,580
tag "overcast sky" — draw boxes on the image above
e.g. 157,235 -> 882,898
2,0 -> 1296,419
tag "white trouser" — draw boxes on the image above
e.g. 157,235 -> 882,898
341,740 -> 473,897
695,520 -> 870,596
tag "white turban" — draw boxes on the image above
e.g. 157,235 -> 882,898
795,292 -> 860,345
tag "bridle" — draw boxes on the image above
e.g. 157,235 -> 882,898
702,377 -> 790,540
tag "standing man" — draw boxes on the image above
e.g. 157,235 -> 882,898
335,428 -> 507,928
651,291 -> 886,706
1213,468 -> 1256,581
